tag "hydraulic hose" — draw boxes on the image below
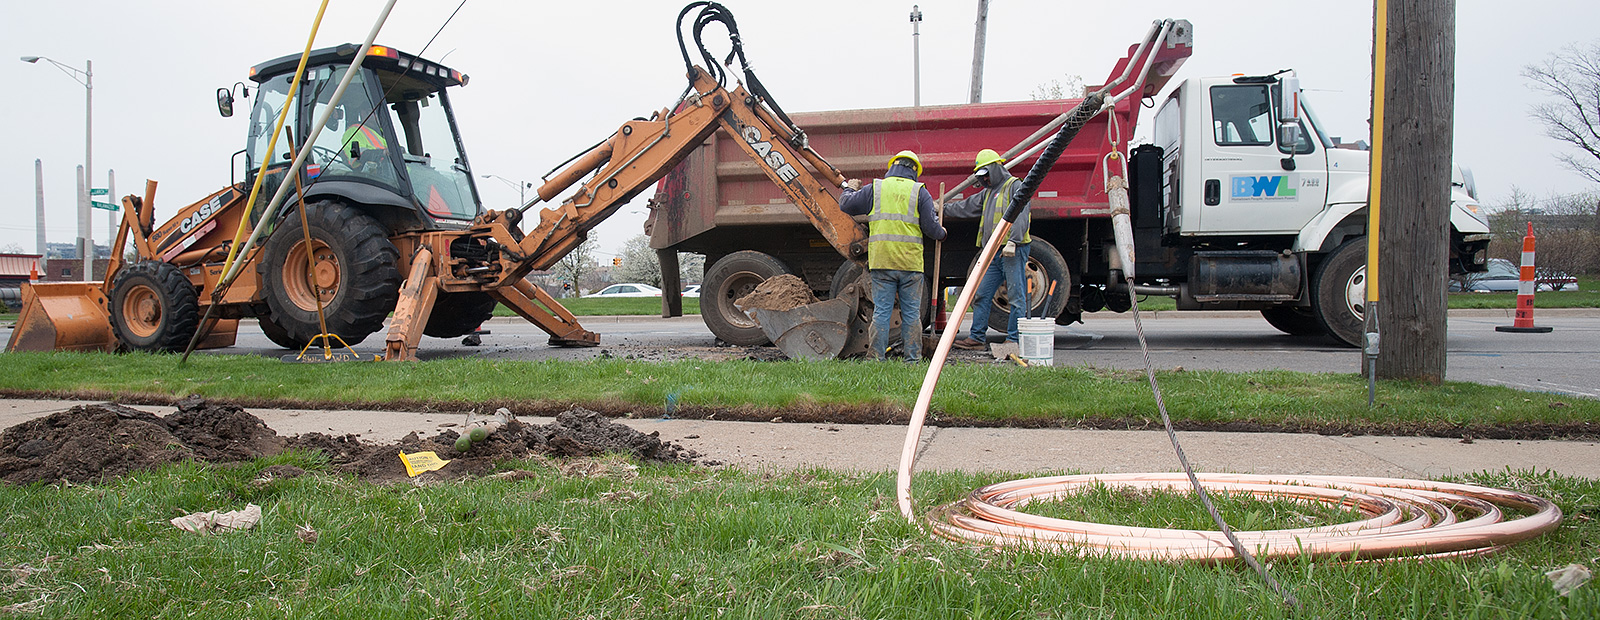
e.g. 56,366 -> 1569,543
1002,94 -> 1103,224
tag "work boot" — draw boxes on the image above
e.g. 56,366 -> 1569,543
953,337 -> 986,351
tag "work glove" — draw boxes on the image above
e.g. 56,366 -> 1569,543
843,178 -> 862,191
1002,241 -> 1017,257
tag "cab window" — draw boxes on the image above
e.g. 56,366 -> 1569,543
1210,85 -> 1274,146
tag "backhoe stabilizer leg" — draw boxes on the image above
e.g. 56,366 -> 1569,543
490,279 -> 599,347
383,247 -> 441,362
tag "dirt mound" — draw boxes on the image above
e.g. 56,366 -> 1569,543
287,408 -> 702,483
0,401 -> 285,484
165,395 -> 284,461
0,400 -> 707,485
734,274 -> 818,312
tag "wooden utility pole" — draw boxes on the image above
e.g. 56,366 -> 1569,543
1375,0 -> 1455,382
968,0 -> 989,103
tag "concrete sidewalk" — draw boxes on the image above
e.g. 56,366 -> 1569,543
5,398 -> 1596,479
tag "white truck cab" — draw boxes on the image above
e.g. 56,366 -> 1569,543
1137,73 -> 1491,346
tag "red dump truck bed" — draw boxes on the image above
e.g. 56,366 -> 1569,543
648,36 -> 1191,256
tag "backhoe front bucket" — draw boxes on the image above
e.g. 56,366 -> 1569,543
5,282 -> 116,353
753,297 -> 853,361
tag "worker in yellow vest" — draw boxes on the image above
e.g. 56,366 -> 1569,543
948,148 -> 1031,350
839,150 -> 947,361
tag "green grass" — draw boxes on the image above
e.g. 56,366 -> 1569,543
493,296 -> 700,317
0,458 -> 1593,618
1,352 -> 1594,432
1448,276 -> 1600,309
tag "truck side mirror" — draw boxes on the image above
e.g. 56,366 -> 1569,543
217,88 -> 234,118
1276,74 -> 1301,171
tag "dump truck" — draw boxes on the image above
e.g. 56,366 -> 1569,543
6,3 -> 883,361
650,19 -> 1492,348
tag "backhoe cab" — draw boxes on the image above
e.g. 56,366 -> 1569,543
236,43 -> 483,230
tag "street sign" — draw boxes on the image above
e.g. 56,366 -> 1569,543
89,188 -> 109,196
91,200 -> 119,211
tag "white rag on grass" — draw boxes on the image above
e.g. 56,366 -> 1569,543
170,504 -> 262,534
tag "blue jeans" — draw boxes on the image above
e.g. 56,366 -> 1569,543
970,242 -> 1030,343
870,269 -> 923,361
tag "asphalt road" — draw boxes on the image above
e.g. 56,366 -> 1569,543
5,308 -> 1595,399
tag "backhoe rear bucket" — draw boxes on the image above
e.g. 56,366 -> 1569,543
754,297 -> 853,361
5,282 -> 116,353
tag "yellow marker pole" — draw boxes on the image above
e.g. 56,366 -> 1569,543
1364,0 -> 1387,406
221,0 -> 330,271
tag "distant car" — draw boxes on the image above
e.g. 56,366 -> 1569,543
1450,258 -> 1577,292
584,283 -> 663,298
681,285 -> 701,298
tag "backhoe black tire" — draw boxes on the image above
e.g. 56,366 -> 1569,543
968,238 -> 1071,333
424,292 -> 498,339
1260,306 -> 1325,336
702,250 -> 791,346
256,315 -> 307,350
259,200 -> 401,347
1311,239 -> 1366,348
109,261 -> 199,353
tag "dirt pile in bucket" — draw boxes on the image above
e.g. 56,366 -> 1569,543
0,398 -> 283,484
0,400 -> 705,485
733,274 -> 818,312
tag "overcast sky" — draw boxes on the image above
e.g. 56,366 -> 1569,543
3,1 -> 1597,261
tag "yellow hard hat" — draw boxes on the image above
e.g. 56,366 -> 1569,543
973,148 -> 1006,171
886,150 -> 923,176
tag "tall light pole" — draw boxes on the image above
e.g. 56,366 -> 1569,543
480,173 -> 531,206
910,5 -> 923,107
34,159 -> 46,271
21,55 -> 91,280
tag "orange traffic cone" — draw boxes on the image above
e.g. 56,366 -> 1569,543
1496,222 -> 1553,334
29,260 -> 39,283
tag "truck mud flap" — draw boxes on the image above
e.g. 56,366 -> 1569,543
4,282 -> 116,353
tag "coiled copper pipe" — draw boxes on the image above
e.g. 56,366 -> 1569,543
923,472 -> 1561,562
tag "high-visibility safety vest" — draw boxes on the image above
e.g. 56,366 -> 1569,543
867,177 -> 926,272
344,124 -> 386,151
978,176 -> 1030,246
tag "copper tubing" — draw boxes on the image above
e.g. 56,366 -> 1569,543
921,472 -> 1561,562
896,217 -> 1563,564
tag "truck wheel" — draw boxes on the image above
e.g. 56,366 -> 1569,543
1260,306 -> 1325,336
260,200 -> 401,346
256,315 -> 307,350
109,261 -> 199,353
702,250 -> 791,345
424,292 -> 498,338
973,238 -> 1071,333
1311,239 -> 1366,347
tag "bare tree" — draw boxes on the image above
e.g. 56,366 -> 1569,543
0,243 -> 25,254
1488,189 -> 1600,279
1524,40 -> 1600,185
552,237 -> 598,296
1030,74 -> 1085,101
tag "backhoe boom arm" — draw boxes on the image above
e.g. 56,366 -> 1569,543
468,67 -> 864,288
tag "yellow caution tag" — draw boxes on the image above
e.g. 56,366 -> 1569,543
398,451 -> 451,477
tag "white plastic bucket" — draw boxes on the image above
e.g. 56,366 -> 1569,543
1017,318 -> 1055,366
